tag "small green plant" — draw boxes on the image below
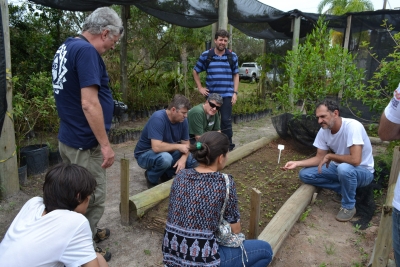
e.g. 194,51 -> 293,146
144,249 -> 151,256
353,224 -> 362,233
324,243 -> 336,255
300,207 -> 312,222
319,263 -> 327,267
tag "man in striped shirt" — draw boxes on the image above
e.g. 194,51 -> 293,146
193,29 -> 239,151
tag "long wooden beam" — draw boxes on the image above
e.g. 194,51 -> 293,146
127,134 -> 279,220
258,184 -> 317,256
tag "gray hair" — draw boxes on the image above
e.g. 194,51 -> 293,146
207,93 -> 223,105
82,7 -> 124,39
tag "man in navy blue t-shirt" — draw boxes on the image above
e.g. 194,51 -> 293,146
134,95 -> 198,188
193,29 -> 239,151
51,7 -> 123,261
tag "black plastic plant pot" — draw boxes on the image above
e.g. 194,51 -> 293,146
20,144 -> 49,176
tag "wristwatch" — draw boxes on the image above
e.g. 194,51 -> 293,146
234,91 -> 238,95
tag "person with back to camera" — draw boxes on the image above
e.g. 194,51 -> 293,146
377,83 -> 400,267
188,93 -> 223,144
162,131 -> 273,267
0,163 -> 108,267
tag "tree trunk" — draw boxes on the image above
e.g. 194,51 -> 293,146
180,44 -> 188,97
0,0 -> 20,199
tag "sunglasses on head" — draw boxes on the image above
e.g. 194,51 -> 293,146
208,101 -> 221,110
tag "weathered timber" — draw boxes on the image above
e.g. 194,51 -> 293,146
120,158 -> 130,225
126,135 -> 279,220
370,146 -> 400,267
249,188 -> 261,239
258,184 -> 317,256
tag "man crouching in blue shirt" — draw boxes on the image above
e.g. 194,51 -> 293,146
134,95 -> 198,188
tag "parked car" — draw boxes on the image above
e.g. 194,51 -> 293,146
239,62 -> 262,82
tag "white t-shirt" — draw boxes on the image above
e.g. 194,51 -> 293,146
384,84 -> 400,211
0,197 -> 96,267
313,117 -> 374,172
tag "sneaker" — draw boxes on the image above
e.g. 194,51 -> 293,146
94,227 -> 110,243
145,170 -> 158,189
335,207 -> 356,222
332,193 -> 342,203
95,246 -> 112,262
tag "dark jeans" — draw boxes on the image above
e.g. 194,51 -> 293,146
220,96 -> 234,147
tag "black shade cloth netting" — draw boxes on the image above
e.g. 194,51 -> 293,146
271,113 -> 320,147
0,9 -> 7,138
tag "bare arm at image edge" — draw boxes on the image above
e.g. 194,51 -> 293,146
82,252 -> 108,267
378,111 -> 400,141
81,86 -> 115,169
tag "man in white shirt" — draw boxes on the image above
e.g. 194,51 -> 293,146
0,163 -> 108,267
378,84 -> 400,266
282,100 -> 374,222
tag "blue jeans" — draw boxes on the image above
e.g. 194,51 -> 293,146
219,240 -> 273,267
136,150 -> 198,184
299,163 -> 374,209
393,207 -> 400,267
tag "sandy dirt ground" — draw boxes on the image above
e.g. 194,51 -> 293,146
0,115 -> 393,267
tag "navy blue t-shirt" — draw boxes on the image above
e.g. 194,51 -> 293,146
134,110 -> 189,158
52,37 -> 113,150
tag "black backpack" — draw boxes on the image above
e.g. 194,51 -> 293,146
205,48 -> 235,72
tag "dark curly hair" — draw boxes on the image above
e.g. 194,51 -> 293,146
189,131 -> 229,165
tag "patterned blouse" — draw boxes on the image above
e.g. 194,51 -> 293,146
162,168 -> 240,267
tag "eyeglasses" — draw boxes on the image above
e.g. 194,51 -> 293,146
208,101 -> 221,110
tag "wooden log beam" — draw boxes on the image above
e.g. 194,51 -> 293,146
127,134 -> 279,220
258,184 -> 317,256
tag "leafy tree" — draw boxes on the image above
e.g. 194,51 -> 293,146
275,17 -> 365,115
9,3 -> 84,88
355,21 -> 400,114
317,0 -> 374,46
317,0 -> 374,14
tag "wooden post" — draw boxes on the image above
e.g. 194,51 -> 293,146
371,147 -> 400,267
0,0 -> 19,199
249,188 -> 261,239
211,23 -> 218,47
218,0 -> 228,31
128,135 -> 279,219
120,158 -> 130,225
289,16 -> 301,106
